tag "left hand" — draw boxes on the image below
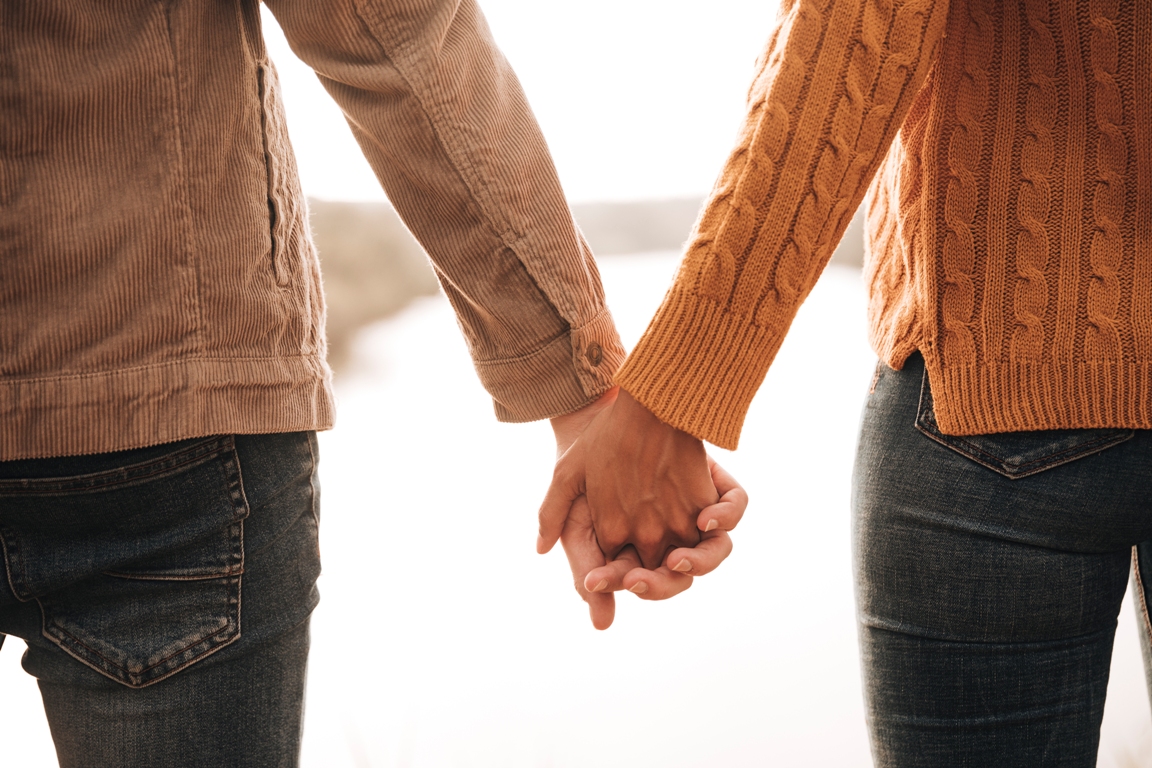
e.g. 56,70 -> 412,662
543,387 -> 620,629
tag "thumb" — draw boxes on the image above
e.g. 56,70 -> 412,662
537,451 -> 585,554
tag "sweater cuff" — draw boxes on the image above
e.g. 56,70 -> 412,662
614,289 -> 785,450
477,307 -> 626,423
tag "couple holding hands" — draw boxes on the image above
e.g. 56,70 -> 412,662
5,0 -> 1152,766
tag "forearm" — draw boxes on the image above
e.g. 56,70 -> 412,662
616,0 -> 952,448
266,0 -> 624,419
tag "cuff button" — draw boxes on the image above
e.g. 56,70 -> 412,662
585,342 -> 603,366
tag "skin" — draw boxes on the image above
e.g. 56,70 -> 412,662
539,386 -> 748,629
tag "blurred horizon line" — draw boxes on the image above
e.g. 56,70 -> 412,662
309,196 -> 865,373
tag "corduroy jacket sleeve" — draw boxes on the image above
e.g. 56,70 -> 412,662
614,0 -> 953,449
263,0 -> 624,421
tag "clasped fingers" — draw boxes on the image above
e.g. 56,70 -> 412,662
582,546 -> 695,601
592,506 -> 702,571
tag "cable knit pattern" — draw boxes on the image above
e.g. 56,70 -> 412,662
1085,0 -> 1125,363
618,0 -> 1152,448
694,1 -> 822,305
615,0 -> 951,448
940,0 -> 993,365
1011,0 -> 1057,361
754,0 -> 935,327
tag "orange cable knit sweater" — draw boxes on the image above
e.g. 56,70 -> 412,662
616,0 -> 1152,449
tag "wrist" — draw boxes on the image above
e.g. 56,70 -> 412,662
550,386 -> 619,455
615,386 -> 695,442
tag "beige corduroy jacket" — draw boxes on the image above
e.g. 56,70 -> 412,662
1,0 -> 625,461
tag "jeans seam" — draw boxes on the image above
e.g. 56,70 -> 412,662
869,359 -> 884,394
1132,547 -> 1152,651
228,443 -> 247,656
305,432 -> 319,531
0,530 -> 29,604
919,426 -> 1131,470
0,436 -> 234,495
860,613 -> 1117,646
101,566 -> 244,581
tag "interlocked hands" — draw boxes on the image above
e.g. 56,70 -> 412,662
538,386 -> 748,629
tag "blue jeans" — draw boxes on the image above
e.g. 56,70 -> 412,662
853,352 -> 1152,766
0,432 -> 321,768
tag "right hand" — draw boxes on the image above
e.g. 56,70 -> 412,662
540,388 -> 748,628
541,388 -> 718,569
554,457 -> 747,628
580,457 -> 747,600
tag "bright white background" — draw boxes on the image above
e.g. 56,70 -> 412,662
3,2 -> 1152,765
258,0 -> 780,204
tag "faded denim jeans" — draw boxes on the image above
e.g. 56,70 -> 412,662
0,432 -> 321,768
853,352 -> 1152,767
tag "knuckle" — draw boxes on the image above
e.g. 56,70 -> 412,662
675,520 -> 701,542
552,460 -> 578,487
633,527 -> 663,549
597,526 -> 627,551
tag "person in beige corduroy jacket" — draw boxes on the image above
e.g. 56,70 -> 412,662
1,0 -> 740,761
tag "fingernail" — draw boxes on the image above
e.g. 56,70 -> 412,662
536,534 -> 545,551
671,559 -> 692,573
591,579 -> 608,592
704,519 -> 719,532
629,582 -> 648,594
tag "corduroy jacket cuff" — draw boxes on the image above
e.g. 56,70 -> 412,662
478,307 -> 625,422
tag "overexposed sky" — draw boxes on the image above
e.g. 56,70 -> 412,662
261,0 -> 781,203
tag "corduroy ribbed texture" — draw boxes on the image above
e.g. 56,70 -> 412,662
617,0 -> 1152,450
1,0 -> 624,460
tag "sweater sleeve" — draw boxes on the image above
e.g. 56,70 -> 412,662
614,0 -> 952,449
263,0 -> 624,422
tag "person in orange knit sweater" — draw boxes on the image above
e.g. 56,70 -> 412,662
541,0 -> 1152,764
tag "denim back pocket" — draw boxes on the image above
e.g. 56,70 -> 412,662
0,436 -> 248,687
914,369 -> 1135,479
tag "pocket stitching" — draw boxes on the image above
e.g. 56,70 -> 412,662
101,567 -> 244,581
918,424 -> 1134,472
21,439 -> 249,688
0,436 -> 235,496
36,575 -> 242,688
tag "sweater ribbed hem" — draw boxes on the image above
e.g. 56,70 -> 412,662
614,289 -> 785,450
0,357 -> 335,461
926,356 -> 1152,435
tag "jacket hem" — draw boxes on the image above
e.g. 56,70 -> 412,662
0,357 -> 335,461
